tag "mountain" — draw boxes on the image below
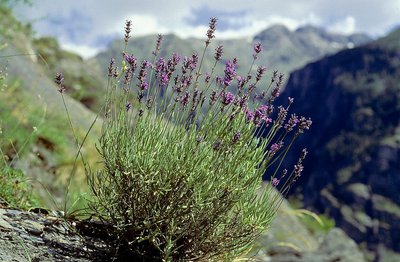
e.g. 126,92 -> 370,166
91,24 -> 371,84
276,27 -> 400,260
253,25 -> 370,73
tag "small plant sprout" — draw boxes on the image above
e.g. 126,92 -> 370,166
84,17 -> 311,261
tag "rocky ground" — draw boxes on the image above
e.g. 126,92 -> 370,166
0,201 -> 111,261
0,198 -> 367,262
254,200 -> 366,262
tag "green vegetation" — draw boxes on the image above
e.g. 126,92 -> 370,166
0,66 -> 38,210
299,211 -> 336,234
0,5 -> 103,210
0,55 -> 99,210
80,19 -> 311,261
0,4 -> 32,42
0,166 -> 38,209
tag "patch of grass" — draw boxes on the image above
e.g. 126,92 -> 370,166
299,211 -> 335,234
0,77 -> 66,162
0,166 -> 38,209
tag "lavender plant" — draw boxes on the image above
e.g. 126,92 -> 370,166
86,18 -> 311,261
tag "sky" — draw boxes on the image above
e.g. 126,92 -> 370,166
14,0 -> 400,58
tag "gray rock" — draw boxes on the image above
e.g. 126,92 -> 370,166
256,228 -> 366,262
0,207 -> 111,262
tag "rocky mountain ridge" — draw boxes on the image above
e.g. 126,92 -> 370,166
275,27 -> 400,261
91,24 -> 371,82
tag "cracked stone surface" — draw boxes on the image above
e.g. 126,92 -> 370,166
0,207 -> 111,262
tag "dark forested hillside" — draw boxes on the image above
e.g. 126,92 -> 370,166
276,27 -> 400,259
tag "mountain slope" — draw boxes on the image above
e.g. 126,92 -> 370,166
276,27 -> 400,259
253,25 -> 370,73
0,7 -> 102,206
91,24 -> 370,84
32,36 -> 107,110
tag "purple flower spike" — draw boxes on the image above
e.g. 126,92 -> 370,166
256,66 -> 267,82
269,141 -> 283,155
108,58 -> 115,77
272,178 -> 280,187
221,92 -> 235,106
272,86 -> 280,98
239,94 -> 248,110
190,53 -> 199,70
264,117 -> 272,126
125,54 -> 137,69
140,81 -> 148,90
55,73 -> 65,93
156,57 -> 166,74
294,163 -> 304,177
254,42 -> 263,54
253,104 -> 272,126
124,20 -> 132,44
205,72 -> 211,84
298,117 -> 312,133
223,60 -> 237,86
236,76 -> 245,89
181,91 -> 190,107
172,53 -> 180,65
161,73 -> 169,86
214,45 -> 224,61
300,148 -> 308,160
285,114 -> 299,132
209,90 -> 219,105
253,42 -> 263,59
152,34 -> 163,56
55,72 -> 64,86
138,60 -> 149,82
257,104 -> 269,114
246,110 -> 254,123
206,17 -> 217,45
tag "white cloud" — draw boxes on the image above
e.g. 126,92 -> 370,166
106,14 -> 171,37
13,0 -> 400,57
61,43 -> 100,59
171,14 -> 321,40
328,16 -> 357,35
